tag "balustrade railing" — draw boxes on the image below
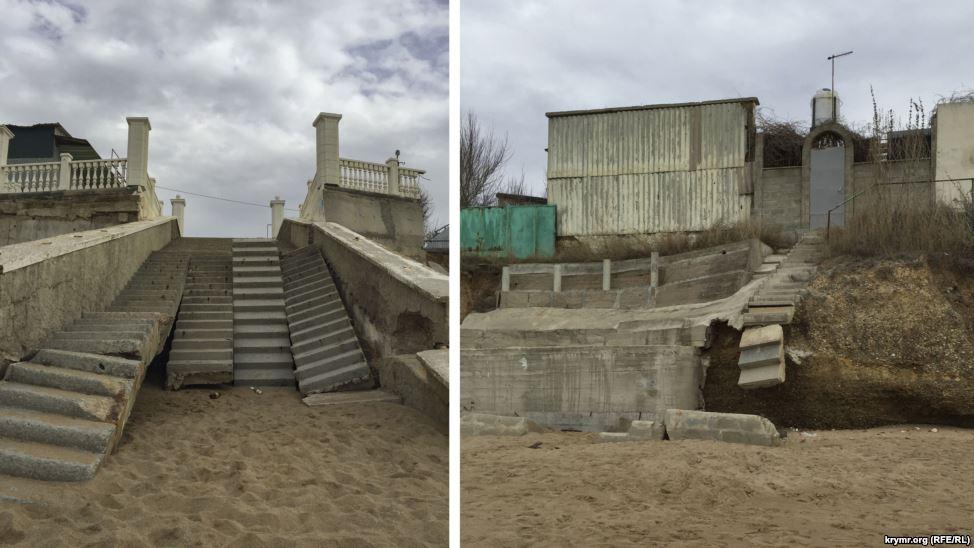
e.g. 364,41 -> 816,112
337,158 -> 423,198
1,158 -> 128,193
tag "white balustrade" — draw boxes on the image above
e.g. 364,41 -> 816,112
0,158 -> 127,193
337,158 -> 424,198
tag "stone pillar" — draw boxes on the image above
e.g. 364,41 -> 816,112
602,259 -> 611,290
171,195 -> 186,235
553,264 -> 562,292
57,153 -> 72,190
386,157 -> 400,195
0,126 -> 13,187
270,196 -> 285,238
650,252 -> 660,288
501,266 -> 511,291
313,112 -> 341,187
126,117 -> 151,188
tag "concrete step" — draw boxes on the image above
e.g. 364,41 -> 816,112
5,363 -> 131,398
295,348 -> 366,380
749,297 -> 798,307
172,338 -> 232,351
286,283 -> 338,305
742,306 -> 794,326
233,276 -> 284,288
0,382 -> 118,422
0,437 -> 102,481
52,330 -> 147,342
175,319 -> 233,331
233,287 -> 284,299
233,247 -> 279,257
290,319 -> 353,346
233,299 -> 286,313
0,407 -> 115,453
180,311 -> 233,321
233,266 -> 281,277
167,360 -> 234,374
234,312 -> 287,325
282,260 -> 326,279
293,338 -> 361,368
284,277 -> 335,300
172,328 -> 232,340
290,301 -> 346,324
284,267 -> 330,285
232,238 -> 278,247
182,296 -> 233,304
60,322 -> 152,334
234,352 -> 293,367
234,338 -> 291,353
233,368 -> 295,386
232,257 -> 279,267
738,362 -> 786,389
286,293 -> 341,315
298,361 -> 372,395
30,350 -> 141,380
289,308 -> 349,333
291,325 -> 356,355
41,338 -> 145,359
180,303 -> 234,313
234,324 -> 290,338
169,348 -> 233,361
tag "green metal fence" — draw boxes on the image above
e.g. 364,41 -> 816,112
460,205 -> 556,259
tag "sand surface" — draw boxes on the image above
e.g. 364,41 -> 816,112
0,384 -> 448,547
462,427 -> 974,547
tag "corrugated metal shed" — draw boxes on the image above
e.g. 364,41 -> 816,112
460,205 -> 556,259
545,97 -> 757,236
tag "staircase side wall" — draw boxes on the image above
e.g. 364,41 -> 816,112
0,217 -> 178,364
278,218 -> 448,360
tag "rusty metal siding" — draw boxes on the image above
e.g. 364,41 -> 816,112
546,100 -> 752,236
548,169 -> 751,236
547,102 -> 747,178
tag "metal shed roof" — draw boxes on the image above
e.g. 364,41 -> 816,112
545,97 -> 760,118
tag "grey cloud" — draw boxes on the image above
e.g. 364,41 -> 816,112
1,0 -> 448,237
462,0 -> 974,197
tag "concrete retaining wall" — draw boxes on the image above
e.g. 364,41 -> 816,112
374,352 -> 448,432
0,217 -> 178,363
460,345 -> 701,431
300,185 -> 425,260
0,188 -> 156,246
278,219 -> 448,359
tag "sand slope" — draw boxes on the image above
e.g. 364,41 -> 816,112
0,385 -> 448,547
462,427 -> 974,547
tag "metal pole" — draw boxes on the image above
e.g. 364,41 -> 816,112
827,51 -> 853,122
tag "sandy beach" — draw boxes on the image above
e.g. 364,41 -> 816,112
461,427 -> 974,547
0,380 -> 448,547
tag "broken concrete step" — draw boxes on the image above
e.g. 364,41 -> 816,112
0,437 -> 103,482
294,347 -> 363,377
742,306 -> 794,326
284,278 -> 335,300
299,362 -> 371,394
286,293 -> 341,315
752,263 -> 778,275
289,308 -> 348,333
286,281 -> 337,303
0,407 -> 115,453
738,362 -> 786,389
749,297 -> 798,307
0,383 -> 118,422
5,363 -> 132,398
284,268 -> 331,286
42,338 -> 146,359
291,325 -> 356,355
232,257 -> 280,267
30,350 -> 141,379
290,301 -> 346,324
233,247 -> 279,257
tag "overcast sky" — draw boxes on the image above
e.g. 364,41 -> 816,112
0,0 -> 448,237
462,0 -> 974,197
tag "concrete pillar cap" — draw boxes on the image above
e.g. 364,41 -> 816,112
126,117 -> 151,130
313,112 -> 342,126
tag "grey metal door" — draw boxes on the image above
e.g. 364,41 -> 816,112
810,145 -> 845,229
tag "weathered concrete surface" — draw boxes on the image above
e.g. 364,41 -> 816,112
461,345 -> 700,432
460,412 -> 545,436
664,409 -> 780,446
374,354 -> 447,432
628,419 -> 665,440
416,349 -> 448,388
303,185 -> 426,260
302,390 -> 401,406
0,187 -> 157,246
278,219 -> 448,360
0,218 -> 178,363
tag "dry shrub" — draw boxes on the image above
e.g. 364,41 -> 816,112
756,109 -> 806,168
827,191 -> 974,258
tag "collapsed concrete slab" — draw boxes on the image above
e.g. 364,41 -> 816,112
461,413 -> 545,437
664,409 -> 780,447
737,324 -> 785,389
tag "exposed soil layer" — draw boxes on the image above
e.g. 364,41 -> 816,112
461,261 -> 502,321
704,256 -> 974,428
0,380 -> 448,547
462,428 -> 974,547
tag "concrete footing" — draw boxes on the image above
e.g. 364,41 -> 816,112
461,413 -> 545,436
664,409 -> 780,447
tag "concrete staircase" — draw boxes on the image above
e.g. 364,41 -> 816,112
280,246 -> 371,395
737,233 -> 826,388
166,239 -> 234,389
232,239 -> 295,387
742,233 -> 826,327
0,248 -> 188,481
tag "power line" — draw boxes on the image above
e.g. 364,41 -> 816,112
154,185 -> 301,212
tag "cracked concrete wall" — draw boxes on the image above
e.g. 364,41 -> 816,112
278,219 -> 448,361
0,218 -> 177,364
302,185 -> 425,260
0,188 -> 153,246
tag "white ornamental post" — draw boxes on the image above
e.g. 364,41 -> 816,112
57,153 -> 72,190
126,117 -> 151,188
270,196 -> 285,238
171,195 -> 186,235
313,112 -> 341,187
386,157 -> 400,195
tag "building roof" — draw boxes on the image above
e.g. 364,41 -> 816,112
495,192 -> 548,205
424,224 -> 449,251
545,97 -> 760,118
5,123 -> 100,161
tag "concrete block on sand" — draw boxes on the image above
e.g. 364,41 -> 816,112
740,324 -> 783,349
664,409 -> 780,447
738,361 -> 786,389
597,432 -> 630,442
738,324 -> 785,388
628,420 -> 665,440
461,413 -> 545,437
